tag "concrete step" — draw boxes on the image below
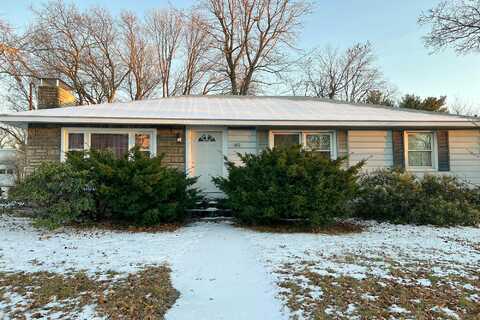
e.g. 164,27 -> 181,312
187,206 -> 232,218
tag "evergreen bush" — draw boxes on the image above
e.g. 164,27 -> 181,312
213,146 -> 364,227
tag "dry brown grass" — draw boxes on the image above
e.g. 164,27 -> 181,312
3,208 -> 183,233
278,262 -> 480,320
67,221 -> 183,233
240,221 -> 364,235
0,266 -> 179,319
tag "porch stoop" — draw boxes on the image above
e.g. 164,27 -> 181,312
187,199 -> 232,218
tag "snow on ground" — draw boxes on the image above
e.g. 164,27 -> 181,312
245,220 -> 480,279
166,222 -> 286,320
1,214 -> 480,319
243,220 -> 480,319
0,215 -> 286,320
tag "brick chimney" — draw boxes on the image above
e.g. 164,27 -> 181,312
37,78 -> 76,109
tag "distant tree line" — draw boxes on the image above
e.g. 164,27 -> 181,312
364,91 -> 449,113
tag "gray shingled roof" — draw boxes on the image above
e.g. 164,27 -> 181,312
0,96 -> 476,127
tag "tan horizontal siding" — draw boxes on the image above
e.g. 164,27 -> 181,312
449,130 -> 480,185
228,128 -> 257,166
228,142 -> 257,149
348,130 -> 393,171
257,129 -> 269,153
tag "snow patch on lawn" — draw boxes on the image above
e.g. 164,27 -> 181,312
431,306 -> 460,320
0,216 -> 204,275
389,304 -> 409,314
244,220 -> 480,280
243,220 -> 480,318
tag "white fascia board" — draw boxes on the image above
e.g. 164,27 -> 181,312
0,115 -> 477,128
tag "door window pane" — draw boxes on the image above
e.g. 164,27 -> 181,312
91,133 -> 129,158
68,133 -> 84,151
198,134 -> 217,142
273,134 -> 300,149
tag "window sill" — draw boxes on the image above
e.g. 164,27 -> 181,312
406,167 -> 438,172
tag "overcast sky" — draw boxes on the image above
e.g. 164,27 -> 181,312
2,0 -> 479,110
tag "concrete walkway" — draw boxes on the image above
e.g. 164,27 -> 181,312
166,221 -> 287,320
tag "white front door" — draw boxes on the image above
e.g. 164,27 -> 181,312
191,130 -> 224,195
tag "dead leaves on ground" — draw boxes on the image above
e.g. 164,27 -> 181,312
240,221 -> 365,235
278,261 -> 480,320
0,266 -> 179,319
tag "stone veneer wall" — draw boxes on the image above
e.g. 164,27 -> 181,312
25,125 -> 61,174
157,127 -> 185,171
24,125 -> 186,174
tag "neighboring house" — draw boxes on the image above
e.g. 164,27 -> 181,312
0,149 -> 18,197
0,79 -> 478,196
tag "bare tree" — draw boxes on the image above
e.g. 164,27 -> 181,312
174,10 -> 218,95
28,1 -> 93,104
119,12 -> 161,100
289,42 -> 388,103
81,7 -> 130,103
5,0 -> 312,104
0,19 -> 30,148
449,97 -> 480,116
203,0 -> 311,95
27,1 -> 129,104
419,0 -> 480,54
146,9 -> 184,97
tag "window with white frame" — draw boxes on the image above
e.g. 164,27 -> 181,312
305,132 -> 333,158
67,133 -> 84,152
62,128 -> 157,161
270,131 -> 336,159
135,133 -> 151,157
406,131 -> 435,169
272,132 -> 301,149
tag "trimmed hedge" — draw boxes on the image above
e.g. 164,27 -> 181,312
352,169 -> 480,226
213,146 -> 364,227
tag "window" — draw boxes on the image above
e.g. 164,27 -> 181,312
68,133 -> 84,152
62,128 -> 157,161
305,133 -> 333,158
0,169 -> 5,174
135,133 -> 151,156
270,131 -> 336,159
406,132 -> 435,169
272,133 -> 301,149
91,133 -> 129,158
6,169 -> 14,175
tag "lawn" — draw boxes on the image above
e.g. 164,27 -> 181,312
247,221 -> 480,319
0,214 -> 479,319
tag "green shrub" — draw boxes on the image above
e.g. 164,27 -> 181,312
353,169 -> 480,226
10,162 -> 95,226
11,149 -> 200,227
213,146 -> 364,227
66,148 -> 200,225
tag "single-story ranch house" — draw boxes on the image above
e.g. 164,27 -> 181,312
0,79 -> 479,196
